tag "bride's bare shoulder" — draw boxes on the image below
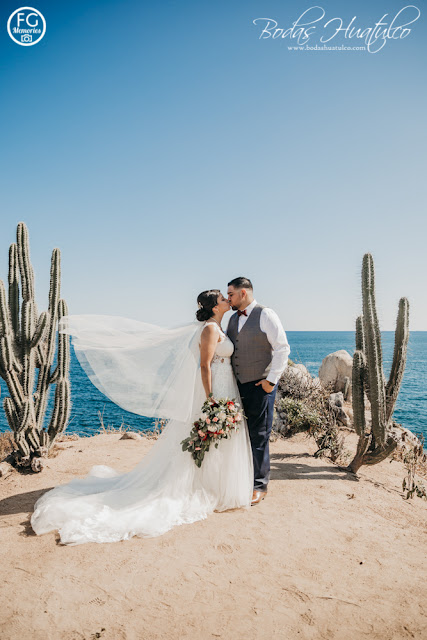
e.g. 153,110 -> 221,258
201,322 -> 218,334
201,322 -> 220,342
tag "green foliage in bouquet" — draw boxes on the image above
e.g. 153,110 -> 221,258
181,394 -> 244,468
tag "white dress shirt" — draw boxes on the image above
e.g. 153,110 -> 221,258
236,299 -> 290,385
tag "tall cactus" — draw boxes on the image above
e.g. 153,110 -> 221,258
0,222 -> 70,472
348,253 -> 409,473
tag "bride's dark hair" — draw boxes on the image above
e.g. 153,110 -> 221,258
196,289 -> 221,322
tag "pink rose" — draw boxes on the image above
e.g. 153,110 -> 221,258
206,418 -> 211,424
218,429 -> 224,434
198,430 -> 204,437
213,417 -> 218,423
195,447 -> 201,451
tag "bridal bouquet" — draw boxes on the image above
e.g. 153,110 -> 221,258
180,394 -> 244,468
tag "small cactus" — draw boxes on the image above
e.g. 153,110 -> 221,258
348,253 -> 409,473
0,222 -> 70,472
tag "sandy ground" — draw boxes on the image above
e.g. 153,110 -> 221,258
0,430 -> 426,640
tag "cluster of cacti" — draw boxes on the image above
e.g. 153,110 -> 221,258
0,222 -> 70,472
349,253 -> 409,473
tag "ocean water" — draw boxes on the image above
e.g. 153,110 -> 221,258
0,332 -> 425,446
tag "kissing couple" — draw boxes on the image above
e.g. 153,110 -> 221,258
31,277 -> 290,545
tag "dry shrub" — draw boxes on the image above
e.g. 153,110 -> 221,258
398,433 -> 427,499
96,407 -> 167,440
274,366 -> 347,463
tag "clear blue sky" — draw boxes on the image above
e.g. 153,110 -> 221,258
1,0 -> 425,330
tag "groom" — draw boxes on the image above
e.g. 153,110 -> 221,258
226,277 -> 290,506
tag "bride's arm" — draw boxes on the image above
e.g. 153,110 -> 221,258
199,324 -> 219,398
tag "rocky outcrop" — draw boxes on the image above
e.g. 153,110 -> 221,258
0,460 -> 15,478
319,350 -> 353,399
328,392 -> 350,427
119,432 -> 143,441
279,362 -> 322,397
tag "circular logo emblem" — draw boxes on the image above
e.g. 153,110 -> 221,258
7,7 -> 46,46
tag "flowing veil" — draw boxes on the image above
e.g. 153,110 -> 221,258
59,315 -> 205,423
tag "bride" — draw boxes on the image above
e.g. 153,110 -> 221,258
30,290 -> 254,545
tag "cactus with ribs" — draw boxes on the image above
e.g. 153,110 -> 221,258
348,253 -> 409,473
0,222 -> 70,472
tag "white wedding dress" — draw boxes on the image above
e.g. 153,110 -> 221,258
30,322 -> 254,545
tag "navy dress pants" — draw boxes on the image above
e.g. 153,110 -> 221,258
237,379 -> 278,492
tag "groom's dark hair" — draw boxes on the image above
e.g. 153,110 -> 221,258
227,277 -> 253,290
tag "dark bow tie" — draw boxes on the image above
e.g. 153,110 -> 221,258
237,309 -> 248,317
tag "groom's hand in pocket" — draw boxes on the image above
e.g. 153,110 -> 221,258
255,379 -> 275,394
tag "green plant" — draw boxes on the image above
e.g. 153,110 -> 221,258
349,253 -> 409,473
0,222 -> 70,472
274,397 -> 322,435
274,393 -> 344,463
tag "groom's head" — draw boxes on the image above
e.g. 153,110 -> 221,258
227,277 -> 254,311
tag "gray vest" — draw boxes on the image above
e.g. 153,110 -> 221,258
227,305 -> 272,384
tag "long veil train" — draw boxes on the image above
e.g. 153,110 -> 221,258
30,315 -> 253,545
58,315 -> 205,422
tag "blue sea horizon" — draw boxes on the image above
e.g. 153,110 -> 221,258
0,331 -> 425,449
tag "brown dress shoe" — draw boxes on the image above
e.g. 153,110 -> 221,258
251,490 -> 267,506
